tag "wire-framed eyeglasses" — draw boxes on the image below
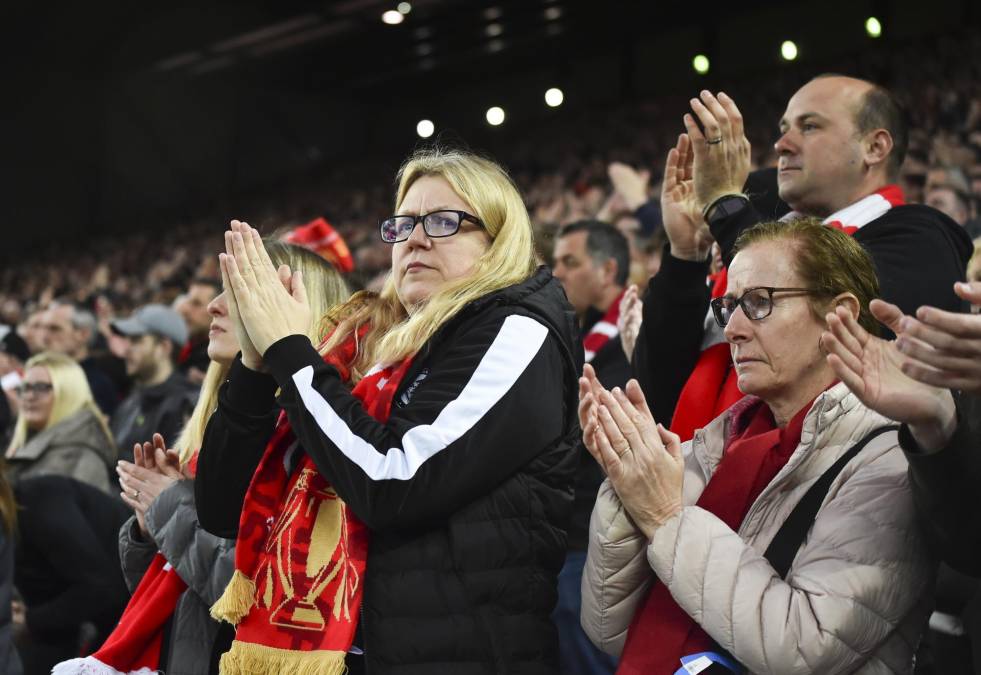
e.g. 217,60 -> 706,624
710,286 -> 825,328
379,210 -> 484,244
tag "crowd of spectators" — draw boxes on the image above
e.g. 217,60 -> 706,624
0,27 -> 980,675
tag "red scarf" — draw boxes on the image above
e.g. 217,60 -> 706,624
618,397 -> 813,675
584,289 -> 625,363
52,455 -> 203,675
212,336 -> 410,674
670,185 -> 904,441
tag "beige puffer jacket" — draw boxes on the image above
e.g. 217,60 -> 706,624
581,383 -> 936,674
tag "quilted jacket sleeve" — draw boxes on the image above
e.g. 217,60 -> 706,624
146,480 -> 236,606
647,448 -> 935,674
580,480 -> 653,656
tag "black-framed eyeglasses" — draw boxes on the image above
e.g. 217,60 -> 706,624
15,382 -> 53,397
710,286 -> 824,328
379,210 -> 484,244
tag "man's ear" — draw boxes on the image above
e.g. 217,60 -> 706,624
864,129 -> 894,174
601,257 -> 619,286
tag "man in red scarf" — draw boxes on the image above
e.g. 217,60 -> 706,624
552,219 -> 632,675
633,75 -> 972,440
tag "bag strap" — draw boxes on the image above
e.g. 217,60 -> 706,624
763,424 -> 899,579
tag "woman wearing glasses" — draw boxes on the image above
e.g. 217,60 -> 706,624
5,352 -> 115,493
194,149 -> 580,674
580,219 -> 935,674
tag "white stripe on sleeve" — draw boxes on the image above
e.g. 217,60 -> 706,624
291,314 -> 550,481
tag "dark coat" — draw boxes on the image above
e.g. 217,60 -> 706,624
196,267 -> 582,674
13,475 -> 130,651
110,370 -> 198,463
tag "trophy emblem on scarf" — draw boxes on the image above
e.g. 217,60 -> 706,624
259,468 -> 361,631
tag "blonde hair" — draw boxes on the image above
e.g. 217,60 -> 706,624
6,352 -> 114,457
321,148 -> 538,380
176,241 -> 351,463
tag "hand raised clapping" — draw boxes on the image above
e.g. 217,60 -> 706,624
578,364 -> 684,538
821,301 -> 958,452
219,220 -> 312,363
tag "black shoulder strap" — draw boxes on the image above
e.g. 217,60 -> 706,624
763,424 -> 900,579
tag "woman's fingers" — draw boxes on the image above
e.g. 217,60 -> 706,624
592,415 -> 623,480
914,304 -> 981,343
954,281 -> 981,305
656,423 -> 683,462
869,299 -> 905,334
826,352 -> 868,398
821,321 -> 864,375
597,404 -> 631,459
897,334 -> 981,374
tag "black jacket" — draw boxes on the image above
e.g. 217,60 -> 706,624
635,198 -> 973,424
567,307 -> 631,552
111,370 -> 198,463
196,267 -> 582,674
901,392 -> 981,577
13,475 -> 130,646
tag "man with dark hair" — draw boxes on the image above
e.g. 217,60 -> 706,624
550,219 -> 630,675
109,305 -> 197,464
634,76 -> 972,436
175,277 -> 219,385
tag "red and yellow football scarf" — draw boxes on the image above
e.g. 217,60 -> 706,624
670,185 -> 904,442
212,334 -> 412,675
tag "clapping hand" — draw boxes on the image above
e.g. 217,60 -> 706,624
219,220 -> 311,359
118,434 -> 185,538
578,365 -> 684,538
886,281 -> 981,394
683,90 -> 752,211
618,285 -> 643,360
821,305 -> 958,452
661,134 -> 713,261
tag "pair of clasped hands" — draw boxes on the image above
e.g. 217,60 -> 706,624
117,220 -> 314,536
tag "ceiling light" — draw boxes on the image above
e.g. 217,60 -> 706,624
486,106 -> 505,126
398,2 -> 412,14
780,40 -> 798,61
485,23 -> 503,37
865,17 -> 882,38
416,119 -> 434,138
545,87 -> 564,107
382,10 -> 404,25
692,54 -> 710,74
544,6 -> 562,21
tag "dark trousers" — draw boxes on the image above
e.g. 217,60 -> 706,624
553,551 -> 618,675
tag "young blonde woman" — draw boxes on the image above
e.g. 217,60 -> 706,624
5,352 -> 115,493
195,149 -> 582,674
54,241 -> 349,675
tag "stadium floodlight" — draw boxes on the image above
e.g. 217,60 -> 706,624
382,10 -> 404,25
780,40 -> 798,61
545,88 -> 564,107
416,119 -> 434,138
865,17 -> 882,38
486,106 -> 506,126
693,54 -> 710,74
398,2 -> 412,14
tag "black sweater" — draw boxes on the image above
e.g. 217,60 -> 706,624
635,199 -> 974,424
197,267 -> 582,675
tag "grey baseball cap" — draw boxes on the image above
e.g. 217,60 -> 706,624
111,304 -> 188,346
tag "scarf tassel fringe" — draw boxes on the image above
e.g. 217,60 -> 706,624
219,641 -> 349,675
210,569 -> 256,625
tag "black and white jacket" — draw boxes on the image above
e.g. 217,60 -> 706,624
196,266 -> 582,675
